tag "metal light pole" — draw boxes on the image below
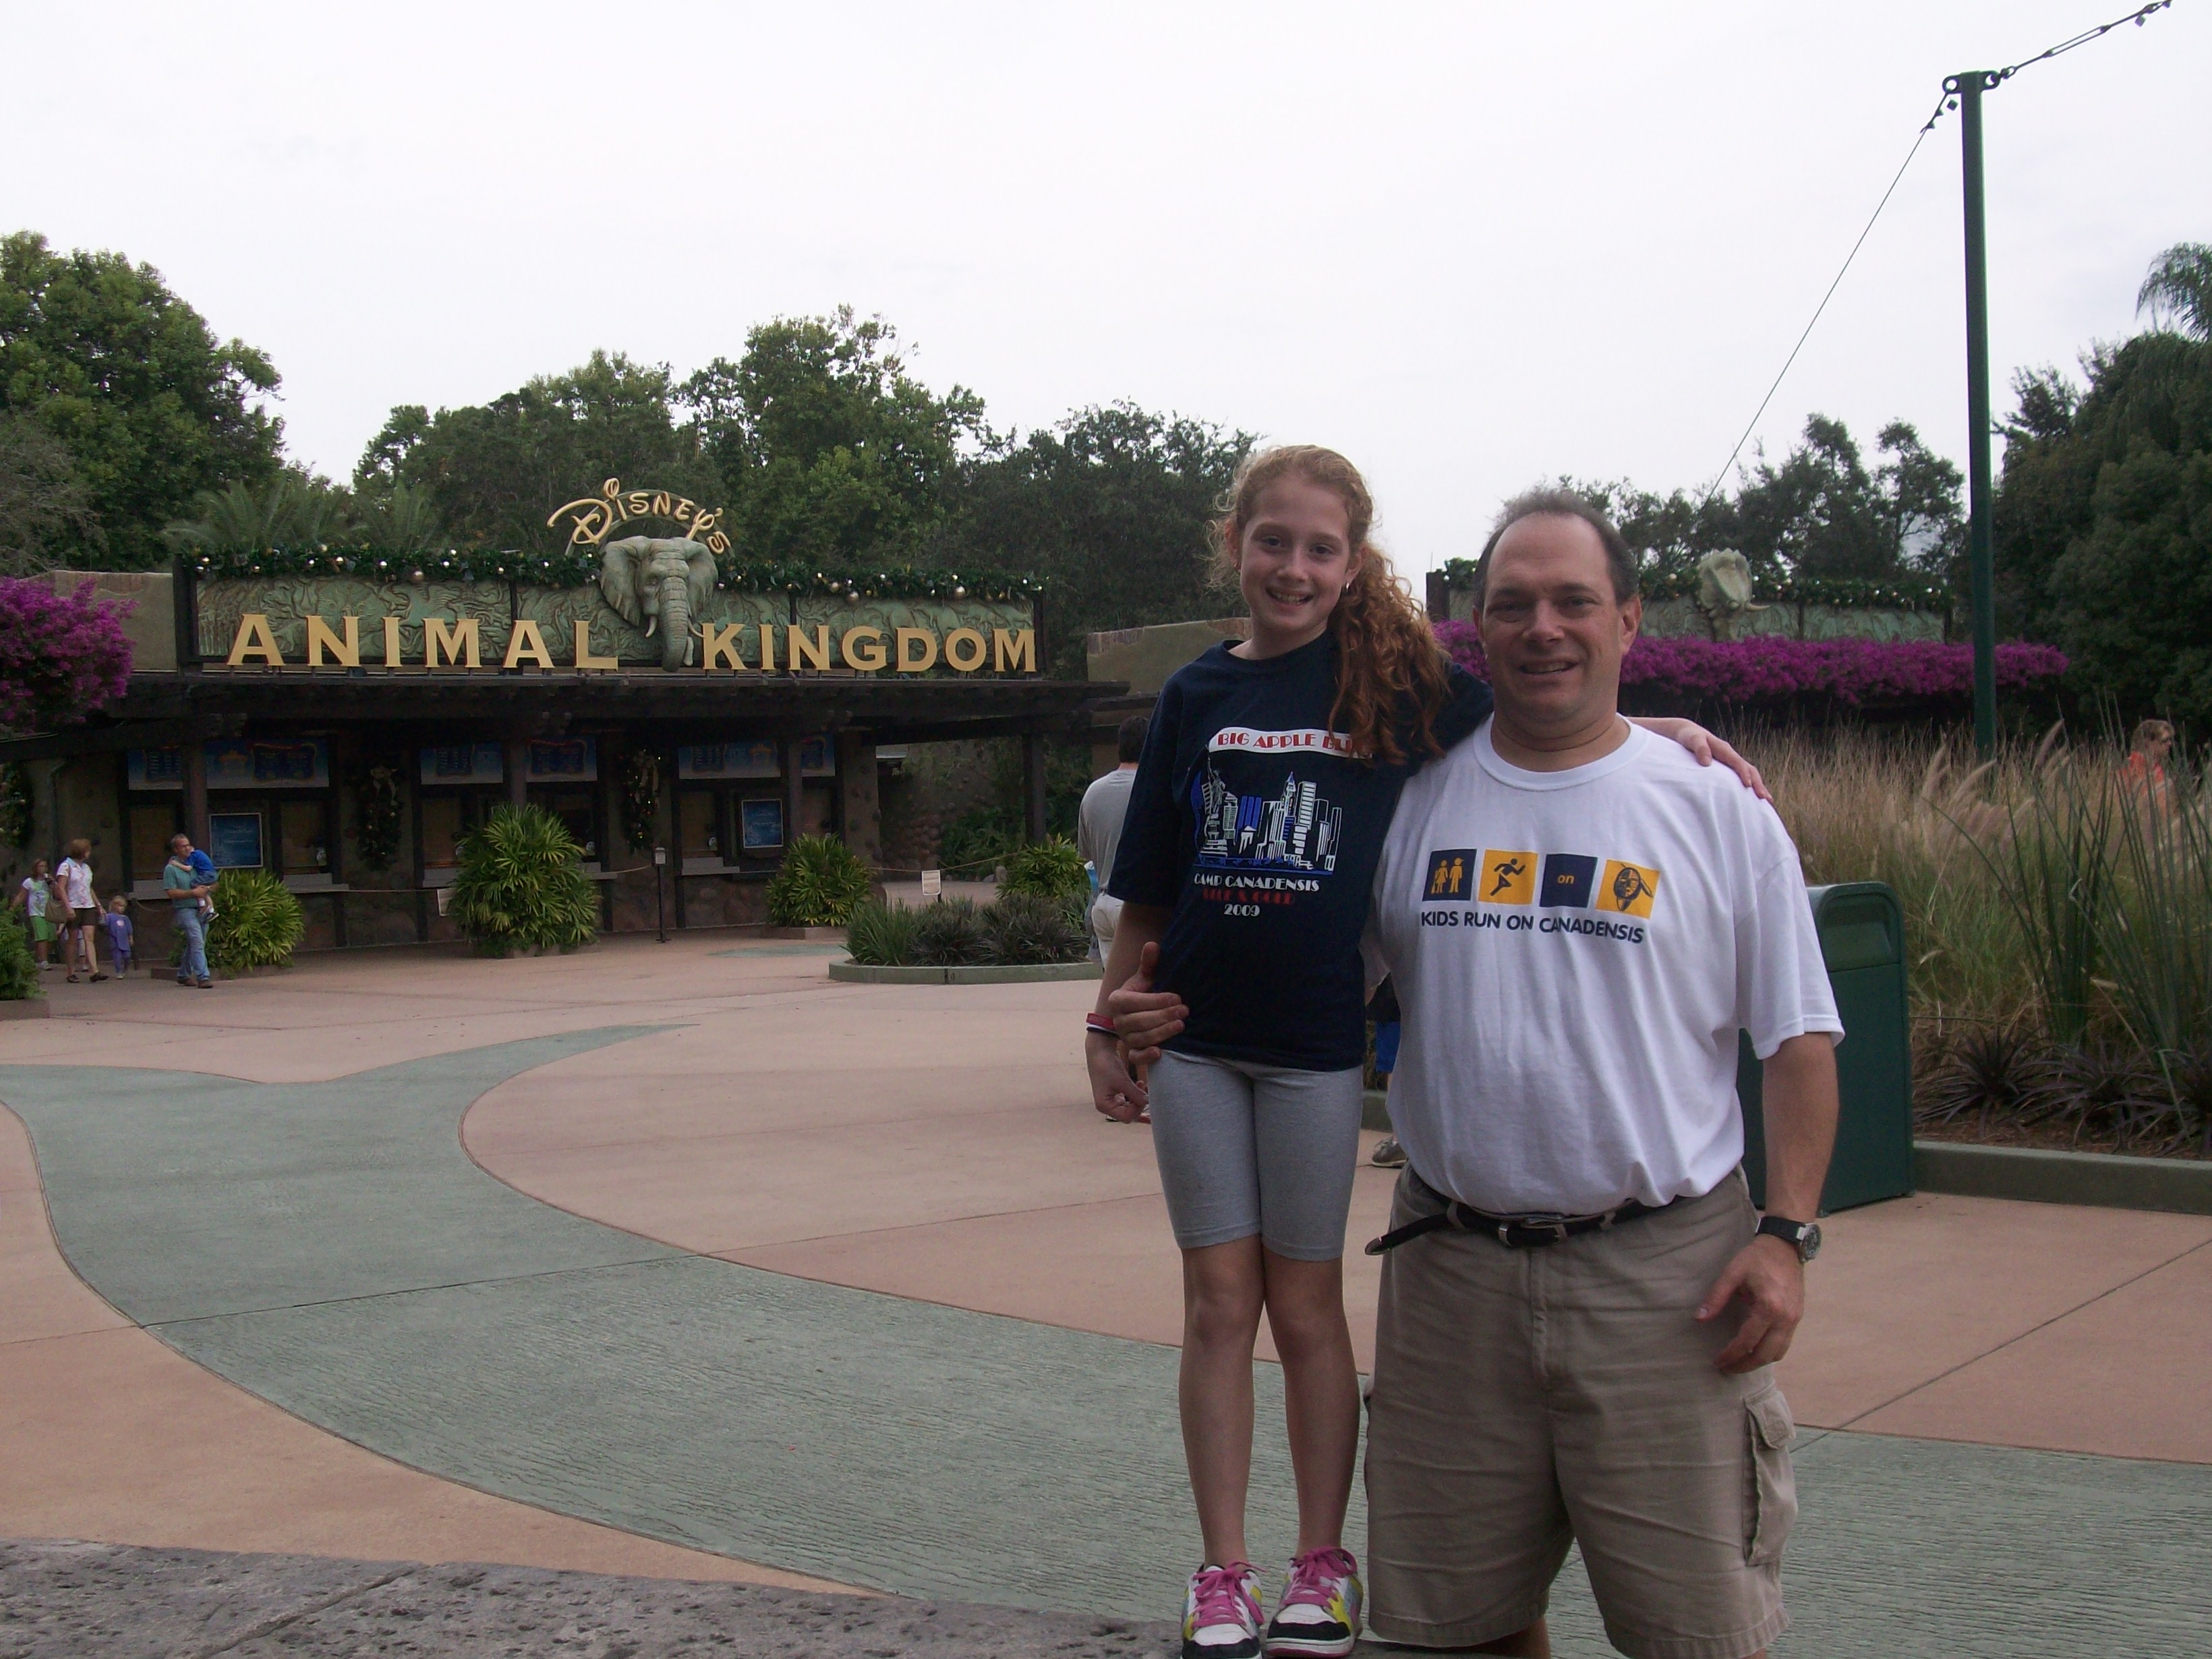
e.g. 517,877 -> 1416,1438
653,844 -> 668,943
1949,69 -> 2001,755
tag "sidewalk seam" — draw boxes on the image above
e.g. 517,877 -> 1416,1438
1833,1233 -> 2212,1430
177,1565 -> 410,1658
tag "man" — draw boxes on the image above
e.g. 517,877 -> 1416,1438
1359,490 -> 1840,1658
164,834 -> 215,989
1077,715 -> 1148,963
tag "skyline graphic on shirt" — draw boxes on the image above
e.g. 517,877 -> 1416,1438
1192,758 -> 1343,873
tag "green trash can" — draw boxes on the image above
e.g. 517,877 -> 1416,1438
1739,881 -> 1915,1213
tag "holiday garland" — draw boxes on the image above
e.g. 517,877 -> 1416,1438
354,759 -> 404,872
179,543 -> 1043,603
620,750 -> 661,852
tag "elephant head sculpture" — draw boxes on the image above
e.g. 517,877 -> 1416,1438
1693,548 -> 1767,641
598,536 -> 718,669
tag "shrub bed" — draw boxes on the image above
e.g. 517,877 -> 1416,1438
1436,625 -> 2069,715
846,893 -> 1086,968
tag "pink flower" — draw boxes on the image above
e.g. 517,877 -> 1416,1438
0,579 -> 135,735
1433,620 -> 2067,707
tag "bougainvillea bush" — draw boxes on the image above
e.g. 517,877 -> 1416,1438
0,578 -> 133,734
1432,621 -> 2068,713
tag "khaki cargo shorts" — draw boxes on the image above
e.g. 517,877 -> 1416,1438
1364,1168 -> 1797,1659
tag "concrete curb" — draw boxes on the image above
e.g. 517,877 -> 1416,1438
0,997 -> 51,1020
827,960 -> 1101,985
1915,1139 -> 2212,1216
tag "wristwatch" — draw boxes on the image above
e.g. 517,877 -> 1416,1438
1756,1215 -> 1822,1262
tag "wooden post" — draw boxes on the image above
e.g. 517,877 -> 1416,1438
181,736 -> 208,850
505,738 -> 529,809
781,736 -> 805,851
1023,730 -> 1049,844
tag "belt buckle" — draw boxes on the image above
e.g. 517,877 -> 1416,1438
1509,1212 -> 1571,1247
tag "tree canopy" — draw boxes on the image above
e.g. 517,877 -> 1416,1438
1994,324 -> 2212,728
357,350 -> 719,554
1554,414 -> 1963,593
940,404 -> 1250,677
680,307 -> 985,566
0,231 -> 283,570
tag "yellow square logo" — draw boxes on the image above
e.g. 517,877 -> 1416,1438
1478,850 -> 1537,905
1596,859 -> 1661,917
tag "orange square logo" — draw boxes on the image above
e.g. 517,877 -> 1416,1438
1596,859 -> 1661,918
1478,850 -> 1537,905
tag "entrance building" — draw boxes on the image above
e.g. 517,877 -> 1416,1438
7,483 -> 1113,952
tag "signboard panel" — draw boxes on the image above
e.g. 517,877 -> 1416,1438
420,743 -> 506,786
739,798 -> 785,852
207,812 -> 264,869
528,737 -> 598,782
127,740 -> 330,792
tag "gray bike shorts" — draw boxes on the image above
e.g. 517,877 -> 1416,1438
1148,1050 -> 1366,1262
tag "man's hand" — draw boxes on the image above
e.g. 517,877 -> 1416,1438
1086,1032 -> 1151,1124
1696,1235 -> 1805,1372
1105,941 -> 1188,1064
1632,718 -> 1770,803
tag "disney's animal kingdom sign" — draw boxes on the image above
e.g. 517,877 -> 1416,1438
194,476 -> 1039,676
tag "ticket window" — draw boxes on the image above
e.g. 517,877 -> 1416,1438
535,789 -> 600,864
420,795 -> 473,883
279,798 -> 332,880
680,790 -> 726,871
129,803 -> 181,892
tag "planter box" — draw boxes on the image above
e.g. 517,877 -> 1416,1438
1915,1140 -> 2212,1217
827,960 -> 1102,985
762,926 -> 846,941
0,997 -> 51,1020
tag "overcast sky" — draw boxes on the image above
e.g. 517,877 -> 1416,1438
7,1 -> 2207,572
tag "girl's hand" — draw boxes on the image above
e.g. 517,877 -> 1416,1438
1632,718 -> 1770,803
1105,941 -> 1188,1063
1087,1035 -> 1151,1123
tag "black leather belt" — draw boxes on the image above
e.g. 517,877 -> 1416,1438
1364,1169 -> 1672,1255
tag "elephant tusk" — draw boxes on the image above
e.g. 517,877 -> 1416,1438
644,618 -> 657,637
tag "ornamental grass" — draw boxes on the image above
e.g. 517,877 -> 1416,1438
1755,726 -> 2212,1156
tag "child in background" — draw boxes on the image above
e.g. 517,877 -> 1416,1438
189,844 -> 219,921
100,895 -> 134,977
18,859 -> 56,969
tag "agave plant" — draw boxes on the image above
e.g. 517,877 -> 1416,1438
205,869 -> 306,971
846,898 -> 923,966
981,892 -> 1086,965
766,834 -> 873,927
448,805 -> 598,957
912,897 -> 989,966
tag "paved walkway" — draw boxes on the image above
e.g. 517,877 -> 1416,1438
3,939 -> 2209,1654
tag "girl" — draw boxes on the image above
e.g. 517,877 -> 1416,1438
17,858 -> 56,969
1085,446 -> 1755,1659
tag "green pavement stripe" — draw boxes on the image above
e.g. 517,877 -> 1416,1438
5,1032 -> 2210,1651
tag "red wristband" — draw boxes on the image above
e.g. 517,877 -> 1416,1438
1084,1013 -> 1117,1037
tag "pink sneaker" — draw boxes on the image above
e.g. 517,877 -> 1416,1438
1264,1546 -> 1362,1658
1182,1561 -> 1262,1658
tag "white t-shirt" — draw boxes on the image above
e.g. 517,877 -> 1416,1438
55,858 -> 94,912
1078,767 -> 1138,892
1364,719 -> 1842,1215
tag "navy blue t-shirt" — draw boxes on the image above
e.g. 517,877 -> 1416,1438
1107,633 -> 1492,1071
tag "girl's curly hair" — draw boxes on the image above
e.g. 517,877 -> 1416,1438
1213,444 -> 1453,767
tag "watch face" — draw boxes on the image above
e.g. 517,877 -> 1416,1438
1801,1223 -> 1822,1262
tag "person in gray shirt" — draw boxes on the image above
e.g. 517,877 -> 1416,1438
1077,715 -> 1148,962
